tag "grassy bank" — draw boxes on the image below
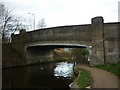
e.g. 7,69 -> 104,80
95,63 -> 120,78
75,68 -> 92,88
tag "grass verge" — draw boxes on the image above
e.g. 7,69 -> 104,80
75,68 -> 92,88
95,63 -> 120,78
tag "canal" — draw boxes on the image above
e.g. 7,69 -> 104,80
2,62 -> 76,89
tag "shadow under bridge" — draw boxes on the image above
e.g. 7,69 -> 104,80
25,44 -> 88,63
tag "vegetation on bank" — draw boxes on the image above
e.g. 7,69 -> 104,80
53,48 -> 89,63
3,44 -> 20,60
71,48 -> 89,64
95,63 -> 120,78
75,68 -> 92,88
63,58 -> 72,62
3,44 -> 24,68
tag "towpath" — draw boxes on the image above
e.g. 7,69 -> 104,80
75,65 -> 119,88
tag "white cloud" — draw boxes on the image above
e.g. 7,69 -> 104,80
0,0 -> 119,28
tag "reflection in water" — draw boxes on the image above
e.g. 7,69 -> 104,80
3,62 -> 76,89
54,62 -> 74,78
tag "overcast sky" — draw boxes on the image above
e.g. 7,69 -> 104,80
0,0 -> 119,29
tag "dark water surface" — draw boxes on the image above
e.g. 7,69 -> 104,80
3,62 -> 76,89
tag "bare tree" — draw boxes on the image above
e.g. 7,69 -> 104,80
0,4 -> 3,39
0,3 -> 28,43
37,18 -> 47,29
11,17 -> 27,33
0,3 -> 13,43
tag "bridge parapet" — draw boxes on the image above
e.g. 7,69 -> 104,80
23,24 -> 92,43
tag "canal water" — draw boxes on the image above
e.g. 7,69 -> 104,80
3,62 -> 76,89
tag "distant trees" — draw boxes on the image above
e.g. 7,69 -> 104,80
37,18 -> 47,29
71,48 -> 89,64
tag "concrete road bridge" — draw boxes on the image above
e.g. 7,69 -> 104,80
11,16 -> 119,65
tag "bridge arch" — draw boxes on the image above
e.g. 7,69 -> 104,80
25,43 -> 92,64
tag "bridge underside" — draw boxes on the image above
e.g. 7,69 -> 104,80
26,45 -> 87,64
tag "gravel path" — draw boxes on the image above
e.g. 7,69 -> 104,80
75,65 -> 119,88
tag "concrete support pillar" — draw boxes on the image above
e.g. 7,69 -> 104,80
90,16 -> 105,65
